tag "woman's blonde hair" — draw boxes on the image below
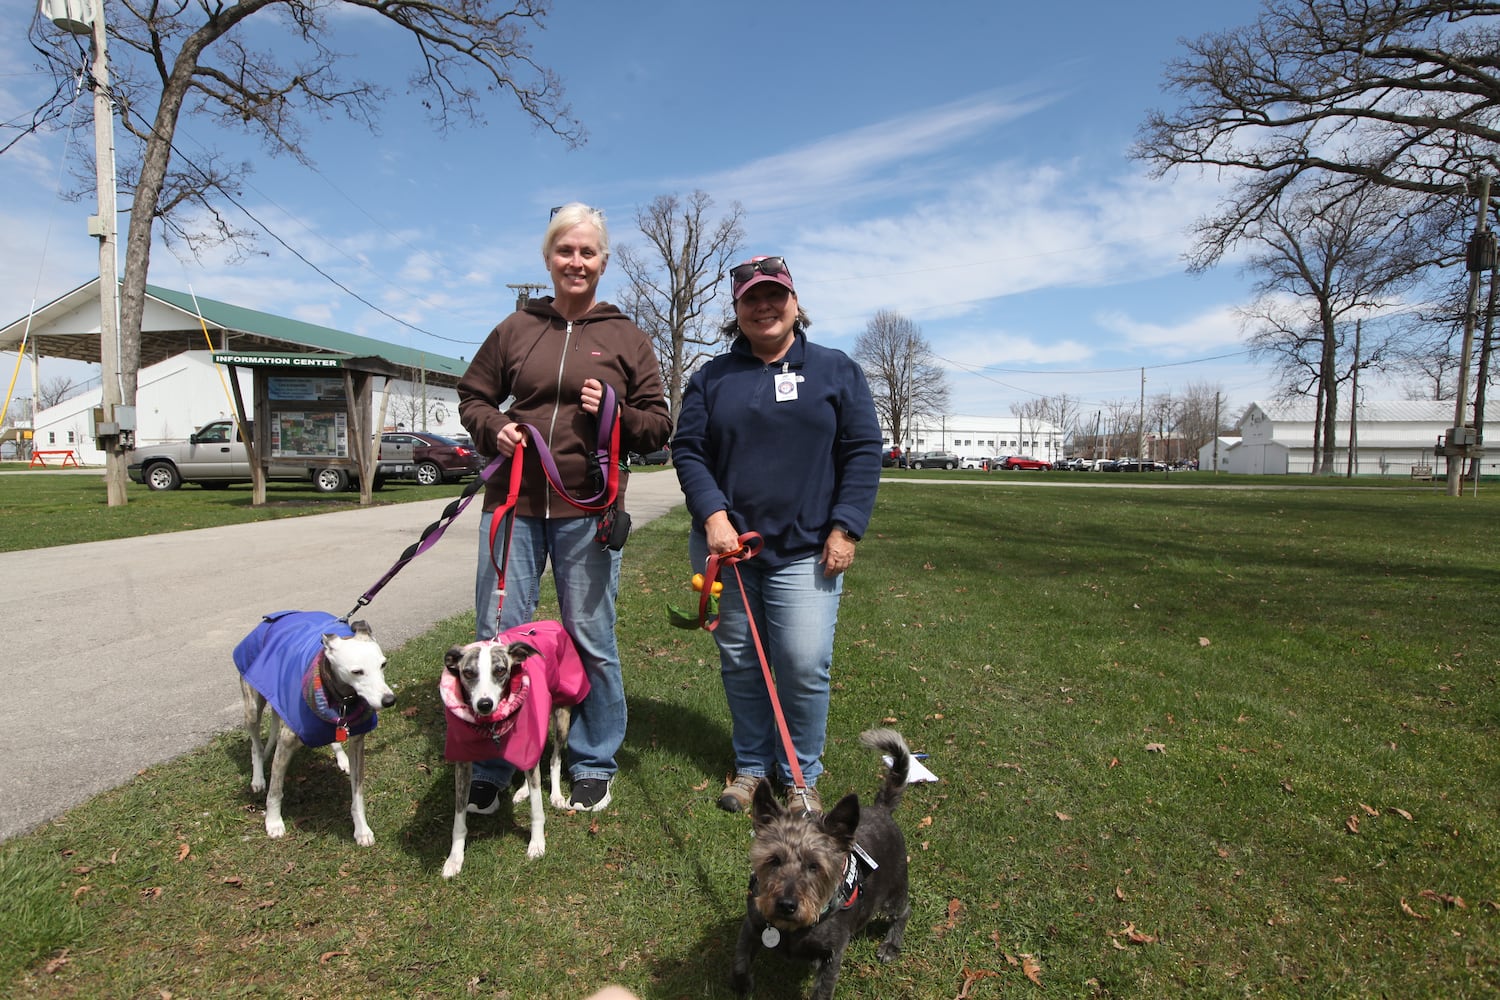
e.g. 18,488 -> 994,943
542,203 -> 610,261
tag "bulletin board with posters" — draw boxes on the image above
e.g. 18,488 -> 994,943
211,351 -> 401,506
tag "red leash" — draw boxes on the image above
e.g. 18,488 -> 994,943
700,532 -> 811,801
483,386 -> 624,628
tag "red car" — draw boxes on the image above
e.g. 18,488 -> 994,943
999,455 -> 1052,471
380,431 -> 482,485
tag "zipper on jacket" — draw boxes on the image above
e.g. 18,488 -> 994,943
543,319 -> 574,519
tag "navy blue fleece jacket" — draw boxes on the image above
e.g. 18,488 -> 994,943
672,330 -> 882,566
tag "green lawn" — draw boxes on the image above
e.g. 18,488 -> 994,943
2,477 -> 1496,998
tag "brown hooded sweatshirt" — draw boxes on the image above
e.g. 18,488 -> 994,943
457,296 -> 671,518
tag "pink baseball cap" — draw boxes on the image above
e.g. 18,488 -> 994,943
730,256 -> 796,301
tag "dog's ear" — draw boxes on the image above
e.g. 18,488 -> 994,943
348,619 -> 374,639
506,640 -> 540,665
749,778 -> 783,829
820,793 -> 860,843
443,645 -> 467,674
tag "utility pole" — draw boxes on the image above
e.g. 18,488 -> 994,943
1347,320 -> 1361,479
44,0 -> 127,504
1446,175 -> 1494,497
507,282 -> 548,312
1137,368 -> 1146,465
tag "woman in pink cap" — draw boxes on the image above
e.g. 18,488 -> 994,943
671,255 -> 882,814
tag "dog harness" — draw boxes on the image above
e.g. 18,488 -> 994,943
441,621 -> 590,771
234,611 -> 378,747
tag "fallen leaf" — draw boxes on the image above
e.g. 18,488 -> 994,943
108,848 -> 120,864
1198,636 -> 1211,647
1114,886 -> 1126,901
1108,757 -> 1119,768
919,815 -> 933,828
319,950 -> 350,964
1145,743 -> 1166,753
1345,815 -> 1360,834
175,842 -> 191,863
1280,780 -> 1294,793
1055,811 -> 1072,822
1418,889 -> 1466,909
957,968 -> 999,999
692,779 -> 710,792
141,887 -> 163,900
1122,922 -> 1157,944
223,876 -> 243,887
72,885 -> 92,899
1399,898 -> 1429,920
1331,876 -> 1349,884
1021,953 -> 1043,985
1389,807 -> 1413,821
43,950 -> 69,975
1359,803 -> 1379,817
400,706 -> 419,718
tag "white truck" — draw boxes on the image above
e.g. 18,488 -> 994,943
125,419 -> 404,493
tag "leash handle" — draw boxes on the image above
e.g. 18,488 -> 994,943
703,532 -> 808,793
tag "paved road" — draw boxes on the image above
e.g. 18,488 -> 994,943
0,471 -> 685,843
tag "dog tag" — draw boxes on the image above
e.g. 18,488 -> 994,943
761,926 -> 781,948
335,726 -> 348,743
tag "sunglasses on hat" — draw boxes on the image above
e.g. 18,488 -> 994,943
729,256 -> 792,287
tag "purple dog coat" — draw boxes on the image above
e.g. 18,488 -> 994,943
234,610 -> 377,747
441,621 -> 590,770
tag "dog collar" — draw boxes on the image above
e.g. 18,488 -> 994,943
439,663 -> 531,742
302,654 -> 373,741
821,843 -> 880,920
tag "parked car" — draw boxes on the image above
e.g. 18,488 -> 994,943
999,455 -> 1052,471
126,419 -> 370,493
881,447 -> 907,468
630,447 -> 670,466
910,450 -> 960,470
1053,457 -> 1086,471
379,431 -> 482,485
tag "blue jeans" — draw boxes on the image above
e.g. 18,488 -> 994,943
692,534 -> 842,788
474,511 -> 624,786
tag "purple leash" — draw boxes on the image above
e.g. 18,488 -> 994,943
342,384 -> 620,621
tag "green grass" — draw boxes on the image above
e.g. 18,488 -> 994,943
0,472 -> 473,552
2,479 -> 1497,998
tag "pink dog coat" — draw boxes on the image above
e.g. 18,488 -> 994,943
441,621 -> 590,770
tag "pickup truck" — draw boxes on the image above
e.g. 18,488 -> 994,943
126,419 -> 404,493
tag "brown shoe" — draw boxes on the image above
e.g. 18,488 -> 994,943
718,774 -> 762,813
785,785 -> 822,815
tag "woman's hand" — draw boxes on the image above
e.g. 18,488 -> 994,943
494,422 -> 525,458
822,528 -> 857,578
705,510 -> 742,555
580,378 -> 603,416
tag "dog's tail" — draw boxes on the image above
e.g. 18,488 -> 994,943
859,727 -> 910,811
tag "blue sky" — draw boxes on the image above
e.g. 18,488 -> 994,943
3,0 -> 1307,422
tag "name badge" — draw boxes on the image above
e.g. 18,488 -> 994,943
773,371 -> 800,402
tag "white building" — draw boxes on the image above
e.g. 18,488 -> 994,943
1197,436 -> 1241,472
1223,399 -> 1474,476
895,413 -> 1065,465
3,280 -> 469,466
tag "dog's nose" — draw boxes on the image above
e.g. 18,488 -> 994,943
381,693 -> 396,708
476,698 -> 494,715
776,897 -> 799,917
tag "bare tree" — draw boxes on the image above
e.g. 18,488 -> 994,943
1177,379 -> 1227,457
1134,0 -> 1500,256
612,192 -> 744,427
38,376 -> 81,409
1234,186 -> 1425,472
1042,393 -> 1082,455
19,0 -> 581,502
852,309 -> 949,451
